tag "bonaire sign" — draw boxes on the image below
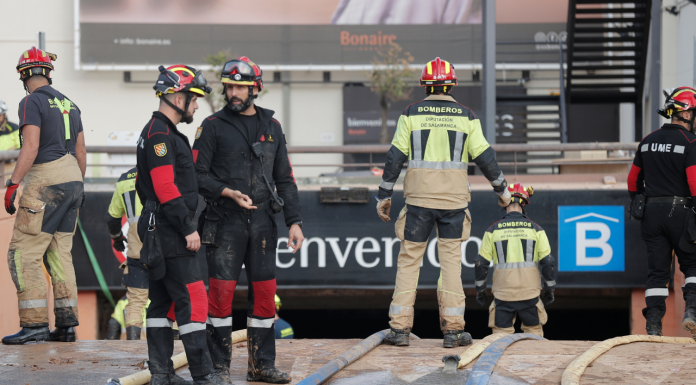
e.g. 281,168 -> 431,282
558,206 -> 625,272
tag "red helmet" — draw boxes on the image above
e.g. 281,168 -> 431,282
221,56 -> 263,91
508,183 -> 534,206
153,65 -> 212,97
420,57 -> 457,90
659,87 -> 696,119
17,47 -> 57,82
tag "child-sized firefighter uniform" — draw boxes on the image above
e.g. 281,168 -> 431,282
376,57 -> 511,348
105,167 -> 148,340
474,183 -> 556,337
3,47 -> 86,345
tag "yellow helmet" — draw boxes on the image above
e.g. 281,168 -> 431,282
275,294 -> 282,310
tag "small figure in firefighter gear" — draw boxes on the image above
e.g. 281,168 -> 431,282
629,86 -> 696,337
3,47 -> 86,345
377,57 -> 510,348
474,183 -> 555,337
105,167 -> 148,340
136,65 -> 226,385
193,56 -> 302,384
0,100 -> 21,151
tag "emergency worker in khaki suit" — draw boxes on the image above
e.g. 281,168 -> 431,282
376,57 -> 511,347
2,47 -> 86,345
105,167 -> 148,340
474,183 -> 556,337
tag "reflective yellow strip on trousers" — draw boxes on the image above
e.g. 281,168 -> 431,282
14,250 -> 25,291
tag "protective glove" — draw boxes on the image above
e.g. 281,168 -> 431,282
542,287 -> 555,306
375,196 -> 392,222
4,179 -> 19,215
476,290 -> 488,307
497,189 -> 511,208
111,232 -> 128,252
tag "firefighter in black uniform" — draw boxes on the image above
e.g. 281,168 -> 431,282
628,86 -> 696,337
193,56 -> 303,384
136,65 -> 226,385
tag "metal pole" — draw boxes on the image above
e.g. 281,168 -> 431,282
282,71 -> 291,143
649,0 -> 661,134
558,41 -> 568,143
37,31 -> 46,50
482,0 -> 496,143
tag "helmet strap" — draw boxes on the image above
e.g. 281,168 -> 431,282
674,110 -> 696,131
160,93 -> 191,123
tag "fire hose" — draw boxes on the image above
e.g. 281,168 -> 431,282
464,333 -> 544,385
442,333 -> 508,373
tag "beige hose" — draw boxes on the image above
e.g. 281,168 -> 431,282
457,332 -> 508,369
561,335 -> 696,385
110,329 -> 247,385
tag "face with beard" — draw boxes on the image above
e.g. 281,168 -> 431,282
182,94 -> 199,124
225,84 -> 257,113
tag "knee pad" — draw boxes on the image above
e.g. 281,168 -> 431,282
208,278 -> 237,318
186,281 -> 208,323
252,279 -> 277,318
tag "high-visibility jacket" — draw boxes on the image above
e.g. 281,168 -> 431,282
0,122 -> 20,151
105,167 -> 143,258
111,297 -> 150,330
378,94 -> 507,209
475,211 -> 556,301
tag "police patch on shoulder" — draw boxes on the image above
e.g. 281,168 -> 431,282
154,143 -> 167,157
195,126 -> 203,139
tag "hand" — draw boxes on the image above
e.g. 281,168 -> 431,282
225,188 -> 257,210
4,180 -> 19,215
112,234 -> 128,252
497,189 -> 511,208
288,224 -> 304,254
376,197 -> 392,222
476,290 -> 488,307
185,231 -> 201,252
542,288 -> 554,306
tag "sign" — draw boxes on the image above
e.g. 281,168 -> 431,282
558,206 -> 625,272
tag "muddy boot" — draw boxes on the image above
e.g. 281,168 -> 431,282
150,373 -> 193,385
194,372 -> 228,385
126,326 -> 142,340
2,327 -> 50,345
106,318 -> 121,340
247,368 -> 292,384
443,330 -> 472,348
214,369 -> 232,384
682,305 -> 696,338
646,321 -> 662,336
383,328 -> 410,346
48,327 -> 76,342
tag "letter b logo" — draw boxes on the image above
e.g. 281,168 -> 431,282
558,206 -> 624,272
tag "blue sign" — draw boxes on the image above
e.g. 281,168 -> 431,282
558,206 -> 625,272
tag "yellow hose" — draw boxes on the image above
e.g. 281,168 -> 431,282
457,333 -> 508,369
561,335 -> 696,385
112,329 -> 247,385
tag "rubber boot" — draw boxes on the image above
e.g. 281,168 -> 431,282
126,326 -> 142,341
214,369 -> 232,384
48,327 -> 76,342
682,302 -> 696,338
106,318 -> 121,340
644,308 -> 663,336
246,368 -> 292,384
383,328 -> 410,346
443,330 -> 472,348
194,372 -> 228,385
2,327 -> 50,345
150,373 -> 193,385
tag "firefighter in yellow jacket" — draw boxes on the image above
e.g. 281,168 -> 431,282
105,167 -> 147,340
474,183 -> 556,337
376,57 -> 511,348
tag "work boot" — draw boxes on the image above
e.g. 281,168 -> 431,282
383,328 -> 410,346
48,327 -> 76,342
247,368 -> 292,384
646,321 -> 663,336
126,326 -> 142,340
682,306 -> 696,338
150,373 -> 193,385
443,330 -> 472,348
214,369 -> 232,384
194,372 -> 228,385
2,327 -> 50,345
105,318 -> 121,340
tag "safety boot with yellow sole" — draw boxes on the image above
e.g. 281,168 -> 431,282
443,330 -> 472,348
383,328 -> 410,346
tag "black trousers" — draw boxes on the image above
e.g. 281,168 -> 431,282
141,219 -> 213,379
205,205 -> 278,373
641,203 -> 696,321
494,298 -> 541,328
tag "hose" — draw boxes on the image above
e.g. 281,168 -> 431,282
106,329 -> 247,385
457,333 -> 508,369
297,329 -> 390,385
465,333 -> 544,385
77,218 -> 115,306
561,335 -> 696,385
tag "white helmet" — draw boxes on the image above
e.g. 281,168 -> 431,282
0,100 -> 7,115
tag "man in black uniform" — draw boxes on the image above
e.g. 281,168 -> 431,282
136,65 -> 225,385
628,86 -> 696,337
193,56 -> 303,384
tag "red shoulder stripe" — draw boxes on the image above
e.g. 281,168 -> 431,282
150,165 -> 181,203
627,165 -> 641,192
687,165 -> 696,196
680,129 -> 696,144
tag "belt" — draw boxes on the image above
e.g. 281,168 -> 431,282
145,200 -> 195,218
212,198 -> 268,214
645,196 -> 691,205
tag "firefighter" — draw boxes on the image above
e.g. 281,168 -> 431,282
106,294 -> 150,340
628,86 -> 696,337
105,167 -> 148,340
474,183 -> 555,337
376,57 -> 511,347
2,47 -> 86,345
135,65 -> 225,385
193,56 -> 302,384
274,295 -> 294,340
0,100 -> 21,151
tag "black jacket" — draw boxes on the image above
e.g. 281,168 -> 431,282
192,105 -> 301,227
135,112 -> 198,237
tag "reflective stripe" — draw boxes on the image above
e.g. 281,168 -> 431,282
206,317 -> 232,328
496,241 -> 506,264
412,131 -> 422,160
495,261 -> 538,269
443,307 -> 465,316
546,280 -> 556,287
380,180 -> 395,190
146,318 -> 173,328
247,317 -> 274,328
18,299 -> 47,309
675,145 -> 685,154
641,144 -> 648,152
684,277 -> 696,286
408,160 -> 468,170
452,131 -> 464,161
525,240 -> 534,262
475,280 -> 487,287
645,288 -> 669,297
127,216 -> 140,225
123,191 -> 134,219
54,299 -> 78,308
389,305 -> 414,315
491,173 -> 505,187
179,322 -> 206,335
